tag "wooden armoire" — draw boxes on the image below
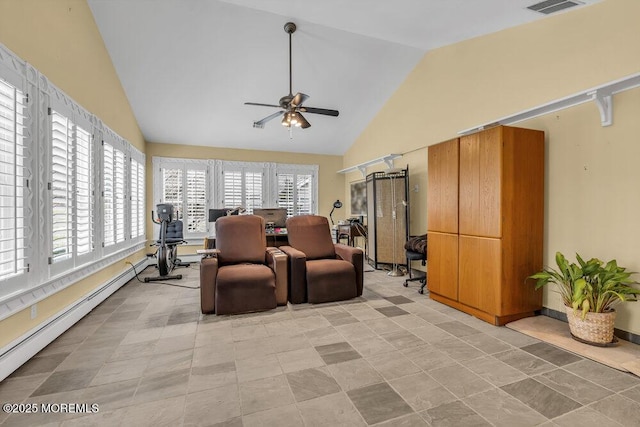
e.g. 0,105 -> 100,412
427,125 -> 544,325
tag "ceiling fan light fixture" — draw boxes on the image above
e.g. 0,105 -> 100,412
290,112 -> 302,127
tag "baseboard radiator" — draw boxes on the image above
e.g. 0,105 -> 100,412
0,257 -> 149,381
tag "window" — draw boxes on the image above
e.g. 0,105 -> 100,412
152,158 -> 318,241
0,77 -> 27,282
221,164 -> 263,214
0,42 -> 147,309
186,169 -> 206,233
50,109 -> 94,268
130,158 -> 145,239
276,169 -> 316,217
154,160 -> 209,238
103,142 -> 127,248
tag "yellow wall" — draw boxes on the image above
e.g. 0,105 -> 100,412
0,0 -> 146,348
146,142 -> 345,253
344,0 -> 640,334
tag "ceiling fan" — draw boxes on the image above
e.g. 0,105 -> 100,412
245,22 -> 339,130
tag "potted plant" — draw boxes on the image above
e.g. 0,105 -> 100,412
528,252 -> 640,345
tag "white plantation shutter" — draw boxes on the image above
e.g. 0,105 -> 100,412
137,162 -> 145,238
75,126 -> 93,256
103,143 -> 115,247
50,109 -> 94,267
0,77 -> 27,281
130,158 -> 145,239
114,149 -> 126,243
50,111 -> 73,263
296,173 -> 313,215
277,173 -> 295,217
156,163 -> 208,238
223,170 -> 242,209
222,167 -> 263,214
276,169 -> 315,216
162,168 -> 183,219
104,143 -> 126,247
187,169 -> 207,233
244,172 -> 262,214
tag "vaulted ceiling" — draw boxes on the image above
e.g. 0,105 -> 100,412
88,0 -> 602,155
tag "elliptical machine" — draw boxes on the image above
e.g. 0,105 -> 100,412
145,203 -> 189,282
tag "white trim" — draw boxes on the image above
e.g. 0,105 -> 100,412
0,256 -> 149,382
0,242 -> 146,322
337,154 -> 402,177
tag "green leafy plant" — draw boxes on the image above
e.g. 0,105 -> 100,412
528,252 -> 640,319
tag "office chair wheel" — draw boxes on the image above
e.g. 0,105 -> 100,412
403,281 -> 408,287
418,288 -> 424,294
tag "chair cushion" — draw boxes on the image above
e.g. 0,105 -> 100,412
305,259 -> 357,303
216,215 -> 266,265
404,234 -> 427,255
286,215 -> 336,260
215,264 -> 276,315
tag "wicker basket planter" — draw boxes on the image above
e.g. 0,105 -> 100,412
565,305 -> 616,345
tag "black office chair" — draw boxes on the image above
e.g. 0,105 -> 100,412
403,234 -> 427,294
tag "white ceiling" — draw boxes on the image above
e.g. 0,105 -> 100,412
88,0 -> 601,155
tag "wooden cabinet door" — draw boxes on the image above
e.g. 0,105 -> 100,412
427,232 -> 458,301
459,128 -> 502,238
458,235 -> 501,315
427,139 -> 459,234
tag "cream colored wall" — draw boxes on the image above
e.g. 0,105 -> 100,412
0,0 -> 146,348
343,0 -> 640,334
146,142 -> 345,253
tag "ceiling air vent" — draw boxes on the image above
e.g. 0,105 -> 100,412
527,0 -> 581,14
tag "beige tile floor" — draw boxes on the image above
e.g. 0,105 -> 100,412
2,264 -> 640,426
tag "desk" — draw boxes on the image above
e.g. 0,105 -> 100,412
336,223 -> 366,247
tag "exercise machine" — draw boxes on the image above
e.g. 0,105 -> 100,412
145,203 -> 189,282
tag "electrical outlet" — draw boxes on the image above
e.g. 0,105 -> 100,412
30,304 -> 37,320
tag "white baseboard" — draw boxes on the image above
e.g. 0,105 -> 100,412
0,257 -> 149,382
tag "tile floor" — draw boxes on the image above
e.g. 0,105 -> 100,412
2,264 -> 640,426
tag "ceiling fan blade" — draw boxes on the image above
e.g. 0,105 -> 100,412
297,112 -> 311,129
290,92 -> 309,107
245,102 -> 281,108
299,107 -> 339,117
253,110 -> 284,129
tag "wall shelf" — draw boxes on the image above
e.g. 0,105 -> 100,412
459,72 -> 640,135
337,154 -> 402,177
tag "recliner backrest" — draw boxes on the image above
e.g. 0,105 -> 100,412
286,215 -> 336,260
216,215 -> 267,265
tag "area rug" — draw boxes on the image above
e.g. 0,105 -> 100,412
507,315 -> 640,376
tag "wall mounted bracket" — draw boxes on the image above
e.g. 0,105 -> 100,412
588,88 -> 613,126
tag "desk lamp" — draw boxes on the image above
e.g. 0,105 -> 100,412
329,200 -> 342,225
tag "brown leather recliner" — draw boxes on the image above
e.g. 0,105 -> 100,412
280,215 -> 363,304
200,215 -> 287,315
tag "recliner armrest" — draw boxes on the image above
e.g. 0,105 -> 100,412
279,245 -> 308,304
266,247 -> 288,306
200,256 -> 219,314
334,243 -> 364,297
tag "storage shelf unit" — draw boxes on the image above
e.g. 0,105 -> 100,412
427,126 -> 544,325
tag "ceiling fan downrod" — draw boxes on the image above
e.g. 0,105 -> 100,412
284,22 -> 296,97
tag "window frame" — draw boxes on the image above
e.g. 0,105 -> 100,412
47,102 -> 96,277
152,158 -> 210,240
0,64 -> 31,294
